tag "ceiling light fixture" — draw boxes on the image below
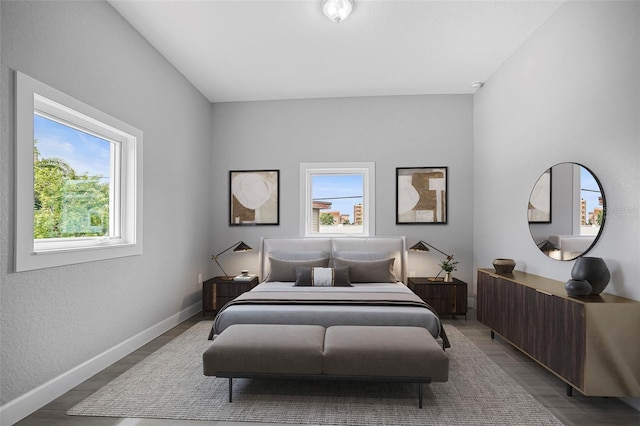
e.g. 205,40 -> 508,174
322,0 -> 353,23
471,81 -> 485,89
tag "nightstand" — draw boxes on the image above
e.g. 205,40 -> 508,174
202,276 -> 259,316
407,277 -> 467,319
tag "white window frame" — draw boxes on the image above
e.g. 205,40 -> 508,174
15,71 -> 143,271
300,162 -> 375,237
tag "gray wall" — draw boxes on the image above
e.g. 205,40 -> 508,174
0,0 -> 212,408
474,1 -> 639,300
210,95 -> 474,283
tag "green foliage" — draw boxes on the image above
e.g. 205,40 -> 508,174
33,141 -> 109,239
320,212 -> 335,225
439,256 -> 459,273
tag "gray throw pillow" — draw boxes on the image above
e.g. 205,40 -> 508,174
332,251 -> 395,261
332,257 -> 397,283
266,257 -> 330,282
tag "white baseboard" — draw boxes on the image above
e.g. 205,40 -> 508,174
0,302 -> 201,426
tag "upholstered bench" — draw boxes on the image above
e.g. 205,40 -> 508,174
203,323 -> 449,408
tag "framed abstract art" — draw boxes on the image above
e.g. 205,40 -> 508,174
396,167 -> 448,224
229,170 -> 279,226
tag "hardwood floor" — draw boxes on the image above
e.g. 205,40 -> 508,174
15,310 -> 640,426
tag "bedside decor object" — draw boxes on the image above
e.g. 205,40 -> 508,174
493,258 -> 516,274
564,279 -> 593,297
570,256 -> 610,295
233,272 -> 256,282
410,240 -> 456,282
396,167 -> 448,224
440,258 -> 458,283
230,170 -> 279,226
212,241 -> 253,279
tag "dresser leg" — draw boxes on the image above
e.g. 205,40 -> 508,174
490,330 -> 495,340
566,384 -> 573,397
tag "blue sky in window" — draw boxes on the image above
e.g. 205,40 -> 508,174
34,114 -> 111,181
312,174 -> 363,218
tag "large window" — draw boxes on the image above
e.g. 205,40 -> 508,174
15,72 -> 143,271
300,162 -> 375,236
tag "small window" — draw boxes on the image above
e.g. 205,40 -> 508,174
300,162 -> 375,236
15,72 -> 143,271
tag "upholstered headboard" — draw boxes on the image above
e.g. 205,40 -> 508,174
260,237 -> 407,283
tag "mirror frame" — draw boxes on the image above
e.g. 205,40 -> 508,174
528,162 -> 606,261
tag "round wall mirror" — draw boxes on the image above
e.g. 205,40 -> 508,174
528,163 -> 606,261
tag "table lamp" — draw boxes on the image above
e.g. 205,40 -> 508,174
409,240 -> 455,281
212,241 -> 252,279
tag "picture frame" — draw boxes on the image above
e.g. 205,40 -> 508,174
528,168 -> 552,223
396,167 -> 448,224
229,170 -> 279,226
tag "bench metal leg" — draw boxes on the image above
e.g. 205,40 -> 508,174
418,383 -> 423,408
229,378 -> 233,402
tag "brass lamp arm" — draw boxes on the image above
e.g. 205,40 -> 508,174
212,241 -> 245,261
212,257 -> 229,279
412,240 -> 453,259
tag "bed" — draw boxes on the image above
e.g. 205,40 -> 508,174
208,236 -> 449,348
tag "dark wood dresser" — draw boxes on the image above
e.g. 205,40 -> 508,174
477,268 -> 640,397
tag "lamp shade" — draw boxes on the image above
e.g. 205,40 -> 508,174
233,242 -> 252,253
322,0 -> 353,23
409,241 -> 430,252
409,240 -> 451,258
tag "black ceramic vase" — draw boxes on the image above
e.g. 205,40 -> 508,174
564,279 -> 592,297
570,257 -> 610,295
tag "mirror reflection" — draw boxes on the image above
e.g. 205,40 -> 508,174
528,163 -> 606,261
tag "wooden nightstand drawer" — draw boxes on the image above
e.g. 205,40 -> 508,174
421,285 -> 455,299
426,298 -> 453,316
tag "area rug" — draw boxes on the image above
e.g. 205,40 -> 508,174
68,321 -> 563,425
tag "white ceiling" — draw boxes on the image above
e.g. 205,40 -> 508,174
108,0 -> 564,103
